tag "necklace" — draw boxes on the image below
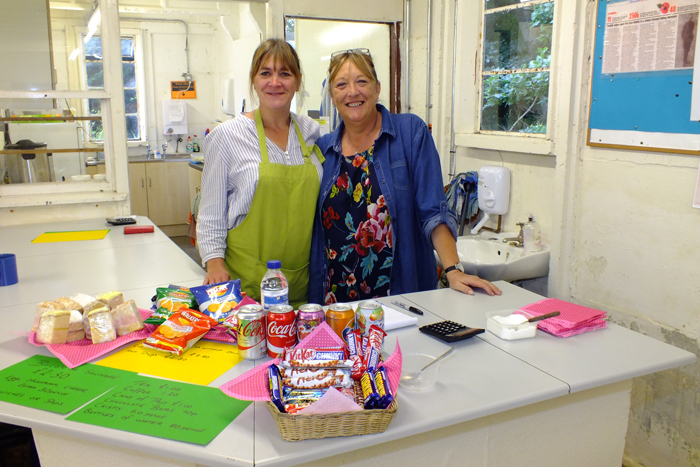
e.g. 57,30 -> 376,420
346,112 -> 380,156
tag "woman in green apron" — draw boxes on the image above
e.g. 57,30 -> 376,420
196,39 -> 324,306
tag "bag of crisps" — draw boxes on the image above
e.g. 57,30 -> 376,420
143,308 -> 217,355
190,280 -> 243,325
144,288 -> 198,325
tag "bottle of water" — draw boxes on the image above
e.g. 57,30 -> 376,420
261,260 -> 289,311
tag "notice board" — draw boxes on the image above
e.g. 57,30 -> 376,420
588,0 -> 700,153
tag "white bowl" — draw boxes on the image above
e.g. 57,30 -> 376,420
400,353 -> 440,391
485,309 -> 538,340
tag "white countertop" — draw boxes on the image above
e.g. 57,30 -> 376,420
0,217 -> 694,466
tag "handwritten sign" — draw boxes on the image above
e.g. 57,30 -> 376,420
0,355 -> 134,414
95,340 -> 243,385
66,375 -> 251,444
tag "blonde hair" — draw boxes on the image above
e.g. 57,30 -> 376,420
249,38 -> 303,105
327,50 -> 379,97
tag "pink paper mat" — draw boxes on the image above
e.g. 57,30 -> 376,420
517,298 -> 608,338
219,322 -> 403,402
29,308 -> 236,369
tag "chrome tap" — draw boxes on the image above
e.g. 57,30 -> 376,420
502,222 -> 525,247
162,141 -> 168,156
145,144 -> 152,159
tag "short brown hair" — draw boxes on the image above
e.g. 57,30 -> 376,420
327,50 -> 379,96
249,38 -> 303,104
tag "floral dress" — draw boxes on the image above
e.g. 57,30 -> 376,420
322,146 -> 393,304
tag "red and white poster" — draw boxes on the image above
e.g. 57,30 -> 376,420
602,0 -> 699,74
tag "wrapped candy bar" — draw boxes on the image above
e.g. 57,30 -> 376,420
269,365 -> 285,413
283,347 -> 346,362
359,370 -> 380,409
278,359 -> 354,369
280,368 -> 354,389
373,367 -> 394,409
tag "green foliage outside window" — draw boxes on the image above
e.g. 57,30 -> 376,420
481,2 -> 554,134
85,37 -> 140,142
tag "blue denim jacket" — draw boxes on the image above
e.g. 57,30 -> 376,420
308,104 -> 458,303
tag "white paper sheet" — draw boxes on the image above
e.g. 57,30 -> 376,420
322,302 -> 418,331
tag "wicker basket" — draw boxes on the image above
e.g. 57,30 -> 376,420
266,383 -> 398,442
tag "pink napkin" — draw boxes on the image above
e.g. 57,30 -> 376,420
298,387 -> 363,414
517,298 -> 608,338
29,308 -> 238,368
219,321 -> 403,403
29,309 -> 155,369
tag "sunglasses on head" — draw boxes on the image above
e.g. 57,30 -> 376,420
330,48 -> 372,60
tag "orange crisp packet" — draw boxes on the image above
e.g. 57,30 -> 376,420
143,308 -> 218,355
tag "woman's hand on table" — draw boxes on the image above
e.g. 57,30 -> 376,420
204,258 -> 230,285
446,270 -> 502,296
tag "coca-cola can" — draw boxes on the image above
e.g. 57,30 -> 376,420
296,303 -> 325,342
267,304 -> 297,358
236,304 -> 267,360
326,303 -> 356,342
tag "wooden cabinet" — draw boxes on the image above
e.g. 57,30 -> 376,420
128,161 -> 190,227
188,165 -> 203,216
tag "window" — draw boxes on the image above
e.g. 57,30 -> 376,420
85,36 -> 141,142
480,0 -> 554,134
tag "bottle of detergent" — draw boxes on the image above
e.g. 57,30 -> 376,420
193,135 -> 200,153
185,136 -> 193,153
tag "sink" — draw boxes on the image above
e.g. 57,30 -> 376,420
436,232 -> 550,282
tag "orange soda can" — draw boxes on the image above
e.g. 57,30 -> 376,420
326,303 -> 356,342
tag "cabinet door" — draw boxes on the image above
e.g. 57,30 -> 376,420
146,161 -> 190,226
128,163 -> 149,217
188,166 -> 203,215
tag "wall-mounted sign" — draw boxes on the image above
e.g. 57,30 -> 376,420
171,81 -> 196,99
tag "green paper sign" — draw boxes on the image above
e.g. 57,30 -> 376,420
0,355 -> 135,414
66,375 -> 251,445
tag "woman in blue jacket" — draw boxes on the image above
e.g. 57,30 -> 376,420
308,49 -> 500,305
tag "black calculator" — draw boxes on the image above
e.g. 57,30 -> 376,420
106,217 -> 137,225
419,320 -> 485,343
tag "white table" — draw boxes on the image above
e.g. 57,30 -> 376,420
0,218 -> 694,467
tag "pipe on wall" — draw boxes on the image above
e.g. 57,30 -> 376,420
425,0 -> 432,124
448,0 -> 458,179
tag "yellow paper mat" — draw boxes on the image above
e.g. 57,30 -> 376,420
32,230 -> 110,243
95,340 -> 243,385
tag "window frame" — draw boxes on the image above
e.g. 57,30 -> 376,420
79,29 -> 146,145
0,0 -> 130,209
454,0 -> 557,155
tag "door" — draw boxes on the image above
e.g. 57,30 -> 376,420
146,161 -> 190,226
128,163 -> 148,217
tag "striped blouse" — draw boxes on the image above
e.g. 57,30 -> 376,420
196,112 -> 322,267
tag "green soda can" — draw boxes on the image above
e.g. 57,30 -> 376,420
356,300 -> 384,337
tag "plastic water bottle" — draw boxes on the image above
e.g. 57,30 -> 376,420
261,260 -> 289,311
186,136 -> 193,153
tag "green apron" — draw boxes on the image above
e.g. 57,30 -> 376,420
225,110 -> 323,307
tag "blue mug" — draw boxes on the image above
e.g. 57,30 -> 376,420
0,254 -> 18,286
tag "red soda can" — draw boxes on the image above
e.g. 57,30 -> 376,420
236,304 -> 267,359
296,303 -> 325,341
267,304 -> 297,358
326,303 -> 356,342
